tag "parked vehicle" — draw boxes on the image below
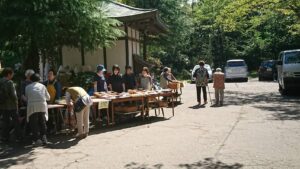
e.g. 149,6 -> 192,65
258,60 -> 277,81
225,59 -> 248,82
277,49 -> 300,95
191,64 -> 213,83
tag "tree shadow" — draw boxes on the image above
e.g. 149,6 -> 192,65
124,158 -> 243,169
47,116 -> 168,150
224,90 -> 300,106
223,90 -> 300,120
0,143 -> 35,169
254,105 -> 300,121
178,158 -> 243,169
125,162 -> 164,169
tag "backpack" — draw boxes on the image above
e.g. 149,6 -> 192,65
0,79 -> 8,104
195,68 -> 208,86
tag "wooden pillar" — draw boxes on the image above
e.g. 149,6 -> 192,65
143,32 -> 147,60
103,47 -> 107,68
58,46 -> 63,66
125,24 -> 129,66
81,44 -> 85,66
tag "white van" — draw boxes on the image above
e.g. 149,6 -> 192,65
225,59 -> 248,82
277,49 -> 300,94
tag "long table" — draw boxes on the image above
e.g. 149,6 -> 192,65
108,96 -> 145,125
54,90 -> 175,126
97,90 -> 175,124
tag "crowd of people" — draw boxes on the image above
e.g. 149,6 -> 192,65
0,64 -> 179,146
0,61 -> 225,146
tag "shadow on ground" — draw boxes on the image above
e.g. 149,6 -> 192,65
223,90 -> 300,120
124,158 -> 243,169
0,144 -> 35,169
0,116 -> 168,167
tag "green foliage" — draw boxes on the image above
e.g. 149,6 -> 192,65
69,71 -> 95,91
0,0 -> 123,71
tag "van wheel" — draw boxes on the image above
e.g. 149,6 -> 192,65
244,78 -> 248,82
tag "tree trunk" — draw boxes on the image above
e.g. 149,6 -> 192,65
24,38 -> 39,73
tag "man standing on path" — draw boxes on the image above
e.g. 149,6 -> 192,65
193,61 -> 209,106
213,68 -> 225,106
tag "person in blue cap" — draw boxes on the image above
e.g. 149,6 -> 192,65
93,65 -> 108,93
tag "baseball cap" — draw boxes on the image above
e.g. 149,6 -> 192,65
96,65 -> 106,72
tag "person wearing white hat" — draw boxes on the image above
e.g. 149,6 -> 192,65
20,69 -> 35,106
213,68 -> 225,106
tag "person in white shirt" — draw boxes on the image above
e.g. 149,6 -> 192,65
26,73 -> 50,145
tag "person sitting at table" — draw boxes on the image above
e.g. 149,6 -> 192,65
93,64 -> 108,93
26,73 -> 50,146
138,67 -> 152,91
66,87 -> 92,139
168,68 -> 177,81
123,65 -> 136,91
107,64 -> 125,93
160,67 -> 176,89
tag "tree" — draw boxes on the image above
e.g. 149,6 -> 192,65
0,0 -> 122,71
215,0 -> 300,69
118,0 -> 194,78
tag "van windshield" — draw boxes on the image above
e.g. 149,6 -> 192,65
261,61 -> 274,68
285,51 -> 300,64
227,61 -> 245,67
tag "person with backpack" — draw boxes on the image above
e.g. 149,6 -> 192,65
65,87 -> 92,139
193,61 -> 209,106
0,67 -> 22,143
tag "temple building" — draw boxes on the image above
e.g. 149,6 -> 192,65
61,1 -> 167,73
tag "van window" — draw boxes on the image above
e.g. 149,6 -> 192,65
261,61 -> 274,68
284,51 -> 300,64
279,53 -> 283,61
227,61 -> 245,67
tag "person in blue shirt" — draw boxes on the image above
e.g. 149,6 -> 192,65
93,65 -> 108,93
